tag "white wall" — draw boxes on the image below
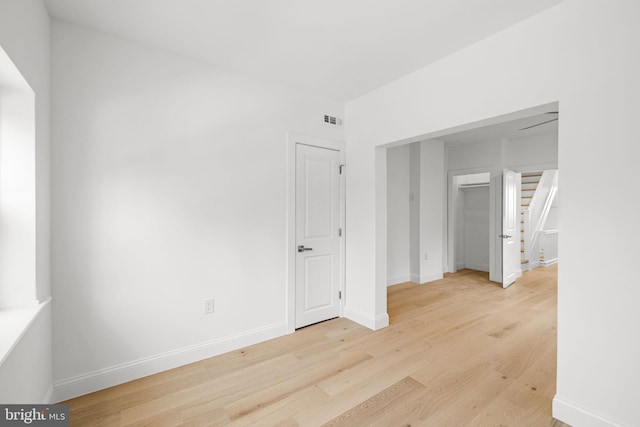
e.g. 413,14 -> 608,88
0,48 -> 37,307
505,132 -> 559,169
386,145 -> 410,285
388,131 -> 556,285
418,140 -> 444,283
453,178 -> 465,269
0,0 -> 52,404
51,21 -> 343,400
461,186 -> 490,272
345,1 -> 640,426
387,140 -> 445,286
398,140 -> 446,285
448,139 -> 501,172
409,143 -> 420,282
447,134 -> 557,275
448,133 -> 558,174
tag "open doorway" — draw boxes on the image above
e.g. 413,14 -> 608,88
383,106 -> 562,425
453,172 -> 491,273
379,100 -> 564,424
386,105 -> 559,289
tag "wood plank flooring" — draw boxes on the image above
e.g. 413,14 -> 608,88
64,265 -> 570,426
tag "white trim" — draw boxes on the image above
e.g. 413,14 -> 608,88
464,262 -> 490,273
387,274 -> 411,286
286,133 -> 345,333
52,322 -> 287,402
410,273 -> 420,283
541,228 -> 559,235
374,313 -> 390,330
43,384 -> 54,404
553,395 -> 625,427
343,306 -> 372,328
528,260 -> 541,270
0,297 -> 51,367
541,258 -> 558,266
374,147 -> 389,331
0,298 -> 40,310
343,306 -> 389,331
420,272 -> 444,284
446,166 -> 495,278
511,163 -> 558,174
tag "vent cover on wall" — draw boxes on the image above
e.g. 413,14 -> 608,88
323,114 -> 343,127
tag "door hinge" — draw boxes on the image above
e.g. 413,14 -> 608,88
338,228 -> 342,237
339,164 -> 345,174
339,290 -> 342,300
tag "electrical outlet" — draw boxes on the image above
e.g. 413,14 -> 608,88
204,298 -> 214,314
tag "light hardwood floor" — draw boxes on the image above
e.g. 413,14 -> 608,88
64,264 -> 570,426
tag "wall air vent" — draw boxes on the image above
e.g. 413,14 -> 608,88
323,114 -> 343,127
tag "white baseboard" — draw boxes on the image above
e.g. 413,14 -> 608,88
464,262 -> 490,272
43,384 -> 54,404
344,306 -> 389,331
419,272 -> 443,284
541,257 -> 558,266
410,273 -> 420,283
387,274 -> 411,286
528,260 -> 541,270
52,322 -> 288,402
374,313 -> 390,330
553,395 -> 625,427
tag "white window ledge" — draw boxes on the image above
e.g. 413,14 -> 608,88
0,298 -> 51,367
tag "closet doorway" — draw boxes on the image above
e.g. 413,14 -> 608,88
450,172 -> 491,274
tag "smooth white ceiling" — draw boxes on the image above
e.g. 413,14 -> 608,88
43,0 -> 563,102
439,112 -> 559,145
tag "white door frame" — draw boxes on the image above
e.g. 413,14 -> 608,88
446,166 -> 494,275
511,163 -> 558,175
286,133 -> 346,333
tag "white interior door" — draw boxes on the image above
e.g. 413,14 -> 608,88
295,143 -> 341,328
501,169 -> 521,288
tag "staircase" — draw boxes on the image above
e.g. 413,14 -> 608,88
520,172 -> 542,267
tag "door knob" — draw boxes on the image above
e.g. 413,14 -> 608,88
499,234 -> 512,239
298,245 -> 313,252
